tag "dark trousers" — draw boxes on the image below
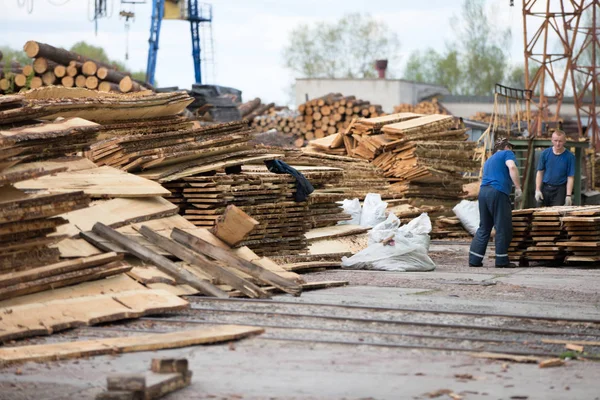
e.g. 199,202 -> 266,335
469,186 -> 513,266
540,183 -> 567,207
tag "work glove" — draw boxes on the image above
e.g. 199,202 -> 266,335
535,190 -> 544,203
514,188 -> 523,203
565,196 -> 573,206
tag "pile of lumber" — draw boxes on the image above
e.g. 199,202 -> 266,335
161,172 -> 312,256
509,206 -> 600,265
0,87 -> 193,125
90,120 -> 280,181
298,93 -> 384,141
431,216 -> 471,239
393,99 -> 449,115
13,40 -> 149,93
279,149 -> 392,199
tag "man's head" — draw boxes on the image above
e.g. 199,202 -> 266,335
493,137 -> 513,154
552,130 -> 567,152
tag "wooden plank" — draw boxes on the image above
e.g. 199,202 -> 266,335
209,205 -> 259,246
0,325 -> 264,364
91,222 -> 227,298
137,226 -> 270,299
0,289 -> 189,342
56,197 -> 178,237
15,166 -> 170,198
304,224 -> 369,242
170,227 -> 302,296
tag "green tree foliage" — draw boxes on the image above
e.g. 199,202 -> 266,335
283,13 -> 400,79
0,46 -> 30,65
403,0 -> 512,95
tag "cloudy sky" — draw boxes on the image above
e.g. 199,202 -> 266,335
1,0 -> 526,104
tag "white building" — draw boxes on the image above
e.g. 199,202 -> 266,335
295,78 -> 450,113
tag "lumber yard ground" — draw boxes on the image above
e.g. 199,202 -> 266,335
0,241 -> 599,400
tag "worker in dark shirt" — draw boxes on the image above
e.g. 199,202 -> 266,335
469,138 -> 522,268
535,130 -> 575,207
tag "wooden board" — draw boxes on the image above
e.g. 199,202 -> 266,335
304,224 -> 368,242
15,166 -> 170,198
0,289 -> 188,342
0,325 -> 263,364
55,197 -> 178,237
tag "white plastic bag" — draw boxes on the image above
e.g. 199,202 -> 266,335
453,200 -> 479,236
359,193 -> 387,227
338,198 -> 362,225
369,213 -> 400,245
342,213 -> 436,272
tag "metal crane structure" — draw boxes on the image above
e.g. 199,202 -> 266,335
522,0 -> 600,149
145,0 -> 213,86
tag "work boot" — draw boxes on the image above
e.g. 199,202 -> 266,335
495,263 -> 518,268
469,263 -> 483,268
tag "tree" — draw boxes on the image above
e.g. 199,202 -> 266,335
402,0 -> 511,95
0,46 -> 31,65
283,13 -> 400,79
404,48 -> 462,93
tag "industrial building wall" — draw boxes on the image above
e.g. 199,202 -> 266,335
295,79 -> 402,112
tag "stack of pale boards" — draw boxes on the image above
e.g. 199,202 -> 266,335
509,206 -> 600,265
0,157 -> 348,344
305,112 -> 478,202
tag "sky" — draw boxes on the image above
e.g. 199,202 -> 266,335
0,0 -> 527,105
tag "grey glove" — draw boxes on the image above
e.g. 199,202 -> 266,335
565,196 -> 572,206
535,190 -> 544,203
515,188 -> 523,203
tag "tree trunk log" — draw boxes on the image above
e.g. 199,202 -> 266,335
82,61 -> 97,76
53,64 -> 66,78
33,57 -> 57,74
22,65 -> 34,76
75,75 -> 87,88
30,76 -> 43,89
97,67 -> 130,83
42,71 -> 56,86
14,74 -> 27,88
61,76 -> 74,88
24,41 -> 114,69
119,76 -> 141,93
85,75 -> 99,90
98,81 -> 120,92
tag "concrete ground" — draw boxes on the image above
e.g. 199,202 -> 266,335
0,242 -> 599,400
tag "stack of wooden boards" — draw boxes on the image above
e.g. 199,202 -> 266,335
298,93 -> 384,141
6,40 -> 149,93
393,99 -> 450,115
431,216 -> 471,239
91,120 -> 280,181
509,206 -> 600,265
0,87 -> 193,125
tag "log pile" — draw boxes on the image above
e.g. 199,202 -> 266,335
509,206 -> 600,266
250,108 -> 306,146
393,99 -> 450,115
0,60 -> 30,94
298,93 -> 384,142
10,41 -> 150,94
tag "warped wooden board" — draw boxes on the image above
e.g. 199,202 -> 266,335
139,154 -> 281,182
0,165 -> 66,186
147,282 -> 199,296
3,156 -> 97,174
0,325 -> 263,365
0,273 -> 145,308
54,197 -> 178,237
52,237 -> 102,258
0,117 -> 99,141
0,289 -> 189,342
16,165 -> 170,198
304,225 -> 369,242
128,266 -> 177,285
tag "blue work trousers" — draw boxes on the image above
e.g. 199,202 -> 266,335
469,185 -> 513,266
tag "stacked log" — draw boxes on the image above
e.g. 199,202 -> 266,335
298,93 -> 384,142
0,60 -> 28,94
393,99 -> 450,115
251,108 -> 306,146
1,40 -> 151,94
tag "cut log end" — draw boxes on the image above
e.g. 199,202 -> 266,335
61,76 -> 74,88
85,75 -> 99,90
23,40 -> 40,58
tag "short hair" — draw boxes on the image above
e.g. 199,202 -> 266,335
493,137 -> 512,154
552,130 -> 566,137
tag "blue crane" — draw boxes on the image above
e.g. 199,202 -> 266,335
145,0 -> 212,86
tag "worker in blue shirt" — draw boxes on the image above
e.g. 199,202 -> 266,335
535,130 -> 575,207
469,138 -> 522,268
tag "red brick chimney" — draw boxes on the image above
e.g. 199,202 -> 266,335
375,59 -> 388,79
